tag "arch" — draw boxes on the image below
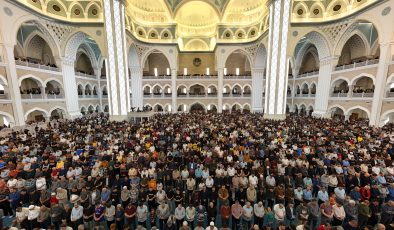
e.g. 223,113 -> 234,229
231,102 -> 242,111
85,1 -> 101,16
18,74 -> 44,87
336,32 -> 370,65
224,49 -> 252,76
331,77 -> 350,87
293,2 -> 309,17
220,47 -> 253,68
153,103 -> 164,112
23,31 -> 57,65
221,29 -> 234,39
103,104 -> 109,112
12,19 -> 61,59
177,104 -> 187,112
0,111 -> 15,125
349,73 -> 376,86
222,103 -> 231,111
141,48 -> 175,70
147,28 -> 159,39
45,0 -> 68,16
48,106 -> 67,115
177,84 -> 188,91
293,31 -> 331,63
234,29 -> 246,39
243,103 -> 251,111
189,102 -> 206,112
309,81 -> 317,88
327,104 -> 346,113
136,27 -> 147,38
159,29 -> 173,39
43,78 -> 64,88
69,2 -> 85,18
334,20 -> 380,58
163,104 -> 172,113
326,0 -> 347,16
76,43 -> 99,72
24,107 -> 49,121
64,32 -> 100,65
309,2 -> 325,18
345,105 -> 371,118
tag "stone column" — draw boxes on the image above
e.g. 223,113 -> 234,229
61,57 -> 81,118
312,56 -> 338,118
3,44 -> 25,125
103,0 -> 129,120
264,0 -> 291,120
370,42 -> 393,126
130,67 -> 143,110
171,69 -> 177,113
251,68 -> 264,112
217,68 -> 224,113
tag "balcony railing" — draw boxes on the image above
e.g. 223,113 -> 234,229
75,71 -> 96,78
330,92 -> 374,98
387,92 -> 394,97
295,93 -> 314,97
21,94 -> 64,99
352,92 -> 374,98
334,59 -> 379,71
224,75 -> 252,79
78,94 -> 99,98
177,75 -> 217,79
297,71 -> 319,78
143,75 -> 171,79
15,60 -> 60,72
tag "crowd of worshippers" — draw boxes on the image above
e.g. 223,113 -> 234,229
0,113 -> 393,230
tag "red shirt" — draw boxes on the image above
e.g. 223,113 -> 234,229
124,205 -> 136,219
360,187 -> 371,201
220,206 -> 231,219
50,196 -> 58,204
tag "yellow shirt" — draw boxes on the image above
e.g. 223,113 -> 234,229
56,161 -> 64,169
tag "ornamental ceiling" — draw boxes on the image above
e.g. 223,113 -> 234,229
13,0 -> 382,51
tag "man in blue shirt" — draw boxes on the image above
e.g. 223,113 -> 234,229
100,187 -> 111,203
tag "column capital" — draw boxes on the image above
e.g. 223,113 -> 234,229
319,56 -> 339,65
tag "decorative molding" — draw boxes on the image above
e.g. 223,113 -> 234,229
244,43 -> 260,60
134,44 -> 150,58
40,19 -> 76,45
318,19 -> 352,45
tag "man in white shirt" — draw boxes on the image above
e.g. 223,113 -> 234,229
266,175 -> 276,188
205,176 -> 214,189
273,203 -> 286,223
70,202 -> 84,228
28,205 -> 40,229
36,176 -> 46,190
254,201 -> 265,227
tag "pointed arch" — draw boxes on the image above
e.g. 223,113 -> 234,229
43,78 -> 64,88
48,106 -> 67,115
24,107 -> 49,120
0,111 -> 15,125
345,105 -> 370,118
18,74 -> 44,87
